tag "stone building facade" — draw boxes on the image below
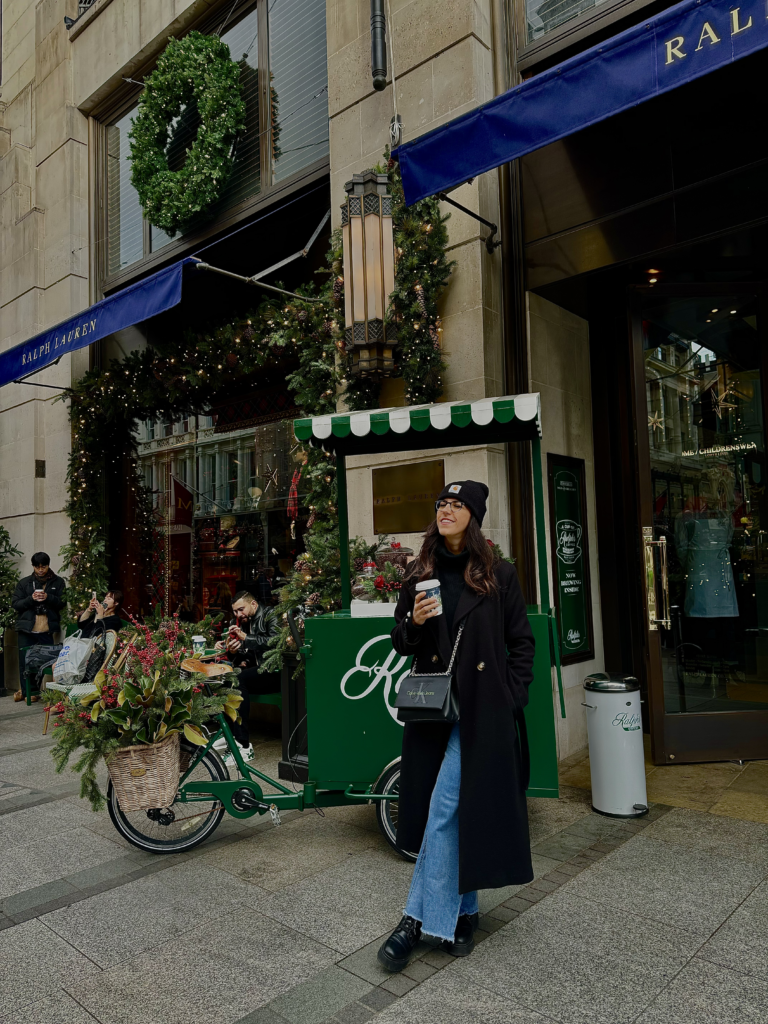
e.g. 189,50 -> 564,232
0,0 -> 603,760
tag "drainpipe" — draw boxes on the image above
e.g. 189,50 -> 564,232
371,0 -> 387,91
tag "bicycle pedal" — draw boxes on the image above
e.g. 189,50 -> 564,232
269,803 -> 282,826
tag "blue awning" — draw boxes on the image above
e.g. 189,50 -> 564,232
393,0 -> 768,205
0,257 -> 200,389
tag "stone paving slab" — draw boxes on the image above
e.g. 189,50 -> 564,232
0,990 -> 102,1024
0,919 -> 101,1019
41,861 -> 267,968
451,890 -> 704,1024
561,834 -> 765,939
634,957 -> 768,1024
267,965 -> 373,1024
696,878 -> 768,981
255,847 -> 415,955
73,909 -> 339,1024
641,805 -> 768,868
374,969 -> 556,1023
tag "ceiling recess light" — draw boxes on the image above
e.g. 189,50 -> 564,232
711,308 -> 718,313
649,277 -> 658,284
730,309 -> 737,314
647,268 -> 660,274
706,319 -> 711,323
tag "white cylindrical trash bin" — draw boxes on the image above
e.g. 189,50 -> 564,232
583,673 -> 648,818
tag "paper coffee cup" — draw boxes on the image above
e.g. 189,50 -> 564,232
415,579 -> 443,615
192,635 -> 206,654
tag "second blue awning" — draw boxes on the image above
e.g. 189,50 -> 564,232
0,257 -> 200,389
393,0 -> 768,205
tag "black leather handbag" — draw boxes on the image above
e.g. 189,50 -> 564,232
395,624 -> 465,724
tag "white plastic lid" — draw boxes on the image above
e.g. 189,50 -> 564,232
415,580 -> 440,590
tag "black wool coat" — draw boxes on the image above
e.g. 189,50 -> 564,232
391,561 -> 535,893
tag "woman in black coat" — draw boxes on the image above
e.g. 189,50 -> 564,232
377,480 -> 535,972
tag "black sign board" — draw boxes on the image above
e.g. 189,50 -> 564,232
547,454 -> 594,664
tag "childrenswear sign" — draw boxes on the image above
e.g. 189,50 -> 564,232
393,0 -> 768,204
548,455 -> 594,664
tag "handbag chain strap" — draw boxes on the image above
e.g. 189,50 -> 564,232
411,622 -> 465,678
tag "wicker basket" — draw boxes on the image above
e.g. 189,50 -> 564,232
107,732 -> 180,812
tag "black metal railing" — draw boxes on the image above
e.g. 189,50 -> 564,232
78,0 -> 98,13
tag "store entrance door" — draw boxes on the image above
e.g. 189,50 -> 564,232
633,287 -> 768,763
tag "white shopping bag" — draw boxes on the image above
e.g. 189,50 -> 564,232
52,630 -> 98,689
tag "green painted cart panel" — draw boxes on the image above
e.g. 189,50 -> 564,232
304,609 -> 558,798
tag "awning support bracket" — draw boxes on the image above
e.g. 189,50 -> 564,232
437,191 -> 501,254
196,209 -> 331,303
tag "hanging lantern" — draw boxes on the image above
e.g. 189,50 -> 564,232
341,172 -> 396,377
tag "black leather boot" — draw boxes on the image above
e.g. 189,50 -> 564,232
443,912 -> 479,956
377,915 -> 422,972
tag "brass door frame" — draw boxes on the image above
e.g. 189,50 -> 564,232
629,283 -> 768,765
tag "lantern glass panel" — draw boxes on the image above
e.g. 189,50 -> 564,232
381,216 -> 395,303
364,213 -> 383,321
350,216 -> 366,323
342,219 -> 353,328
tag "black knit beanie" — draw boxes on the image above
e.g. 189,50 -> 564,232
436,480 -> 489,525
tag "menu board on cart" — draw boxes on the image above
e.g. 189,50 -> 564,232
547,454 -> 594,664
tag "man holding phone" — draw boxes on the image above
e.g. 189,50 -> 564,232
11,552 -> 66,701
214,590 -> 280,761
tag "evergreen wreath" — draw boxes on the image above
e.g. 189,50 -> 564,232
129,31 -> 246,235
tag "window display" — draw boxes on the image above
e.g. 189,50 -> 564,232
137,416 -> 307,624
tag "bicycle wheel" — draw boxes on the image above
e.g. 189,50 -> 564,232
108,743 -> 227,854
374,761 -> 417,863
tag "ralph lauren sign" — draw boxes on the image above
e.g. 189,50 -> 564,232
0,257 -> 198,389
394,0 -> 768,205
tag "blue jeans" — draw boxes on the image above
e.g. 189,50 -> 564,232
404,723 -> 479,941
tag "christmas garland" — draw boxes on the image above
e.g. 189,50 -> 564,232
60,161 -> 454,666
129,31 -> 246,235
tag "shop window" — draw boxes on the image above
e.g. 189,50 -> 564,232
102,0 -> 328,282
525,0 -> 610,42
136,415 -> 308,619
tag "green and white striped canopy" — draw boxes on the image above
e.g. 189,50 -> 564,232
293,394 -> 541,457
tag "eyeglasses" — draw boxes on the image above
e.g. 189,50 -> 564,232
435,500 -> 466,513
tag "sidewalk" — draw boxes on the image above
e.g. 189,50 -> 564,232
2,698 -> 768,1023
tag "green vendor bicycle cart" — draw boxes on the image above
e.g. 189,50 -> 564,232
107,393 -> 565,855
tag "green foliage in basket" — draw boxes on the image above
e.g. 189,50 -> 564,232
48,613 -> 241,811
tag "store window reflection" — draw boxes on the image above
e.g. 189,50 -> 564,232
136,416 -> 307,620
643,295 -> 767,713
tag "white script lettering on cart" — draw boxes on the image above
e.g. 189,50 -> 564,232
340,635 -> 411,725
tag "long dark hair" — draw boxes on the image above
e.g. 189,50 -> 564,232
411,516 -> 499,597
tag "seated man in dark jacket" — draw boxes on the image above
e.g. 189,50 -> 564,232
11,552 -> 66,701
214,590 -> 280,761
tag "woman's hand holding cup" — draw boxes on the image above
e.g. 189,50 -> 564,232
413,591 -> 439,625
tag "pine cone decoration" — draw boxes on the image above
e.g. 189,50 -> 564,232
414,284 -> 428,315
226,352 -> 238,367
333,277 -> 344,306
295,558 -> 310,573
242,325 -> 254,342
353,557 -> 365,572
297,310 -> 309,324
307,592 -> 320,605
322,319 -> 334,335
